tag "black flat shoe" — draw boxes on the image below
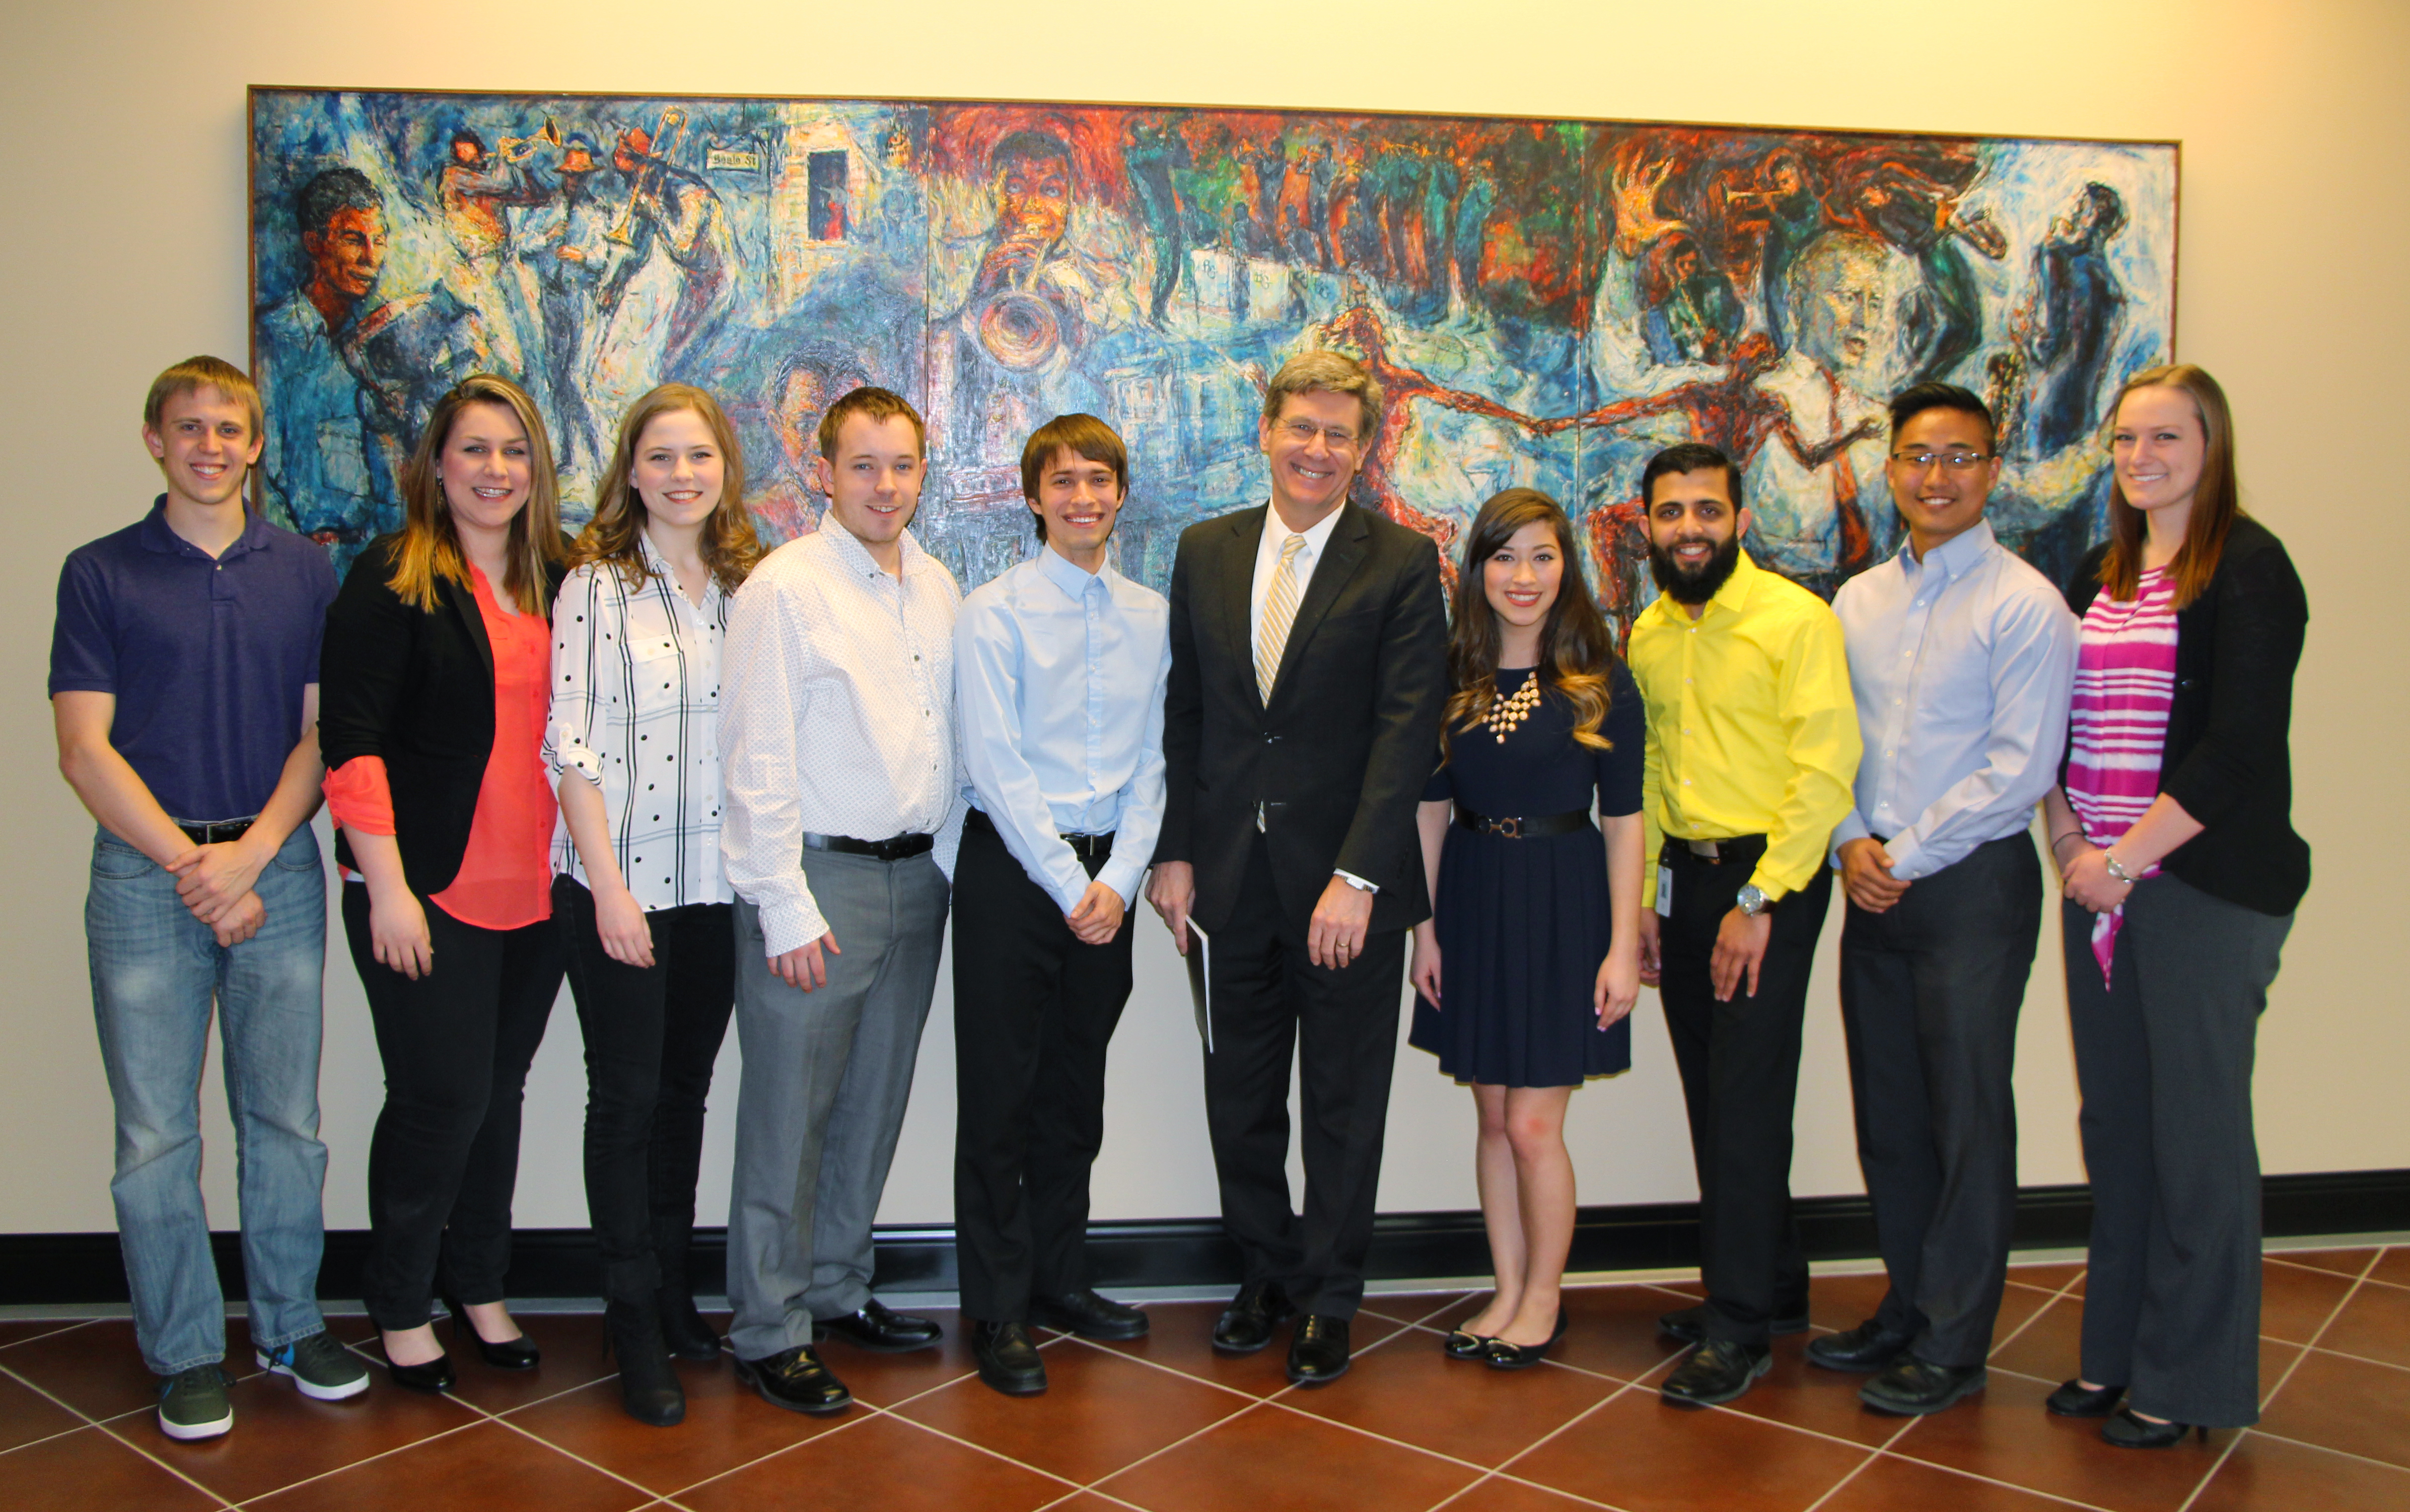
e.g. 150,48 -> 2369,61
443,1294 -> 539,1370
384,1350 -> 456,1392
1286,1314 -> 1351,1385
1859,1356 -> 1986,1415
1442,1328 -> 1492,1361
1658,1301 -> 1809,1344
656,1286 -> 722,1363
735,1345 -> 852,1415
814,1299 -> 941,1353
1029,1289 -> 1149,1341
1212,1282 -> 1296,1355
1804,1318 -> 1914,1372
1483,1309 -> 1568,1371
2101,1406 -> 2206,1448
2045,1378 -> 2126,1417
1660,1338 -> 1772,1406
971,1321 -> 1049,1396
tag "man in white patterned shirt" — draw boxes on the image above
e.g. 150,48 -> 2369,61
719,387 -> 964,1416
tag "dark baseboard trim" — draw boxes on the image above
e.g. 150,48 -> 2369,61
6,1168 -> 2404,1307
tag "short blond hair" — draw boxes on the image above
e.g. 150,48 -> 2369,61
1262,350 -> 1385,446
143,356 -> 262,441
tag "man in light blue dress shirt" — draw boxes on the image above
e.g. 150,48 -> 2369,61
1816,383 -> 2079,1415
951,413 -> 1172,1395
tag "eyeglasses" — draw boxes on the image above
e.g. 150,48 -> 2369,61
1888,449 -> 1993,473
1276,417 -> 1362,450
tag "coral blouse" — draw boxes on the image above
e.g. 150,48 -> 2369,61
325,565 -> 558,930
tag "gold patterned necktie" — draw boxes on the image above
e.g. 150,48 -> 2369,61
1256,533 -> 1307,703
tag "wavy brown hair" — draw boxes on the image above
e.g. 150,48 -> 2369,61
389,374 -> 562,615
2098,363 -> 2242,610
1440,488 -> 1621,762
573,384 -> 763,594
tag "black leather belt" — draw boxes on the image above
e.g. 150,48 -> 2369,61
802,831 -> 934,862
1455,806 -> 1591,839
176,817 -> 257,847
1663,834 -> 1766,863
966,806 -> 1113,858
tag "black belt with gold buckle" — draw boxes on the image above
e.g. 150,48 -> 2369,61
1454,806 -> 1591,840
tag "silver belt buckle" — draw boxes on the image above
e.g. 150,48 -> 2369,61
1684,838 -> 1722,861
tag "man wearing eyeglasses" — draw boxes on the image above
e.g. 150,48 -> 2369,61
1146,350 -> 1448,1386
1818,382 -> 2078,1414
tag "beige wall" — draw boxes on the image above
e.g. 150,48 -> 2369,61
3,0 -> 2401,1239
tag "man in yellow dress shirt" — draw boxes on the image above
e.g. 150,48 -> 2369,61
1629,441 -> 1861,1408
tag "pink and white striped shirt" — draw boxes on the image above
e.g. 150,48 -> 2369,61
2064,567 -> 2178,985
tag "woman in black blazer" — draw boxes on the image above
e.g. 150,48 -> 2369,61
320,374 -> 570,1390
2039,364 -> 2309,1445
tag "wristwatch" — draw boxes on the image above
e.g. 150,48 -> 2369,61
1735,883 -> 1776,917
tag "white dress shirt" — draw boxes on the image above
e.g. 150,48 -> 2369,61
956,547 -> 1171,913
719,524 -> 964,956
1247,500 -> 1347,652
1831,519 -> 2079,880
546,540 -> 731,909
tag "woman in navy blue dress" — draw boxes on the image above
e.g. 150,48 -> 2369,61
1409,488 -> 1645,1370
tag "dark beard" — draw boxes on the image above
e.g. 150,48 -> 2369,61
1648,533 -> 1742,606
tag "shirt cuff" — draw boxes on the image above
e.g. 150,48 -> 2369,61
1881,830 -> 1927,881
322,756 -> 395,837
756,892 -> 831,960
1097,855 -> 1147,910
1829,810 -> 1871,867
1335,869 -> 1379,893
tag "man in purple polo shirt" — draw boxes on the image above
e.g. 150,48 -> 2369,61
51,356 -> 366,1440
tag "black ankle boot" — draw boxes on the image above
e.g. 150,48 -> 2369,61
655,1285 -> 721,1362
605,1297 -> 686,1426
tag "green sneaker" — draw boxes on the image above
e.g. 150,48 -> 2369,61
157,1365 -> 233,1440
256,1331 -> 371,1400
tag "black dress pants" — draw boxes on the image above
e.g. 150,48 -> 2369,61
1657,839 -> 1828,1347
553,876 -> 737,1303
1203,834 -> 1405,1319
343,884 -> 564,1332
1839,832 -> 2041,1367
950,813 -> 1134,1323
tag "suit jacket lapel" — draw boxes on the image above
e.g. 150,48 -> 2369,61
1219,506 -> 1267,708
1268,504 -> 1369,705
445,571 -> 497,687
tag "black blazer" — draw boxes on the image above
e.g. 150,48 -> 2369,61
2063,516 -> 2310,916
1155,502 -> 1449,935
319,534 -> 571,896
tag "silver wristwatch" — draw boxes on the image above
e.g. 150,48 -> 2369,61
2102,851 -> 2136,885
1736,883 -> 1775,917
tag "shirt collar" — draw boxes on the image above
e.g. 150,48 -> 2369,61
1036,543 -> 1108,601
637,531 -> 723,610
138,494 -> 275,559
1703,544 -> 1764,617
1909,518 -> 1997,583
819,519 -> 926,582
1265,500 -> 1346,558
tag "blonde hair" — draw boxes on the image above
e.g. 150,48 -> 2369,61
574,385 -> 763,594
388,374 -> 563,615
143,355 -> 262,441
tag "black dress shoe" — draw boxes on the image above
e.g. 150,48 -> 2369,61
814,1299 -> 941,1353
1286,1314 -> 1351,1385
1804,1318 -> 1915,1372
1211,1282 -> 1297,1355
1483,1309 -> 1568,1371
1660,1338 -> 1772,1406
1859,1356 -> 1985,1415
1658,1301 -> 1809,1344
972,1321 -> 1049,1396
734,1345 -> 852,1415
656,1286 -> 722,1363
442,1294 -> 539,1370
2101,1406 -> 2206,1448
384,1350 -> 456,1393
604,1297 -> 686,1427
1029,1289 -> 1149,1340
2045,1378 -> 2126,1417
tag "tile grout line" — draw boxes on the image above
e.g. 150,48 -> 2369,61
873,1408 -> 1096,1493
2243,1425 -> 2410,1476
1048,1330 -> 1288,1405
219,1419 -> 490,1510
1868,1449 -> 2121,1512
1795,1445 -> 1884,1512
1486,1383 -> 1651,1509
652,1402 -> 893,1503
0,1362 -> 242,1511
1984,1264 -> 2088,1364
1074,1395 -> 1282,1499
2172,1242 -> 2391,1512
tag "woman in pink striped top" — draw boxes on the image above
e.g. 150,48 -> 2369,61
2039,365 -> 2309,1447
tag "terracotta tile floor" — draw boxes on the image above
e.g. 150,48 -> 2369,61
4,1245 -> 2406,1511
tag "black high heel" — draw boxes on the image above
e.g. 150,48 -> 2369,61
604,1297 -> 686,1426
2101,1406 -> 2207,1448
1482,1308 -> 1568,1371
2045,1378 -> 2126,1417
442,1293 -> 541,1370
382,1336 -> 457,1393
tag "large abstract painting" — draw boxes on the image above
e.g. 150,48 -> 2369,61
249,90 -> 2176,619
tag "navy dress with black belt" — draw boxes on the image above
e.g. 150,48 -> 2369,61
1410,662 -> 1645,1088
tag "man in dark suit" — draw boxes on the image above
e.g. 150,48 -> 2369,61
1146,350 -> 1448,1385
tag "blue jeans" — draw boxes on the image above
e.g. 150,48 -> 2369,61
86,824 -> 333,1375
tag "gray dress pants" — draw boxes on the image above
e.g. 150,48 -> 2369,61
725,850 -> 948,1361
2065,872 -> 2292,1428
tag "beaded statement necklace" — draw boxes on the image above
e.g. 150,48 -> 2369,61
1484,670 -> 1543,743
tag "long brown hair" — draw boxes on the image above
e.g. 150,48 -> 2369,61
2098,363 -> 2242,609
1440,488 -> 1620,761
574,384 -> 763,594
389,374 -> 563,614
